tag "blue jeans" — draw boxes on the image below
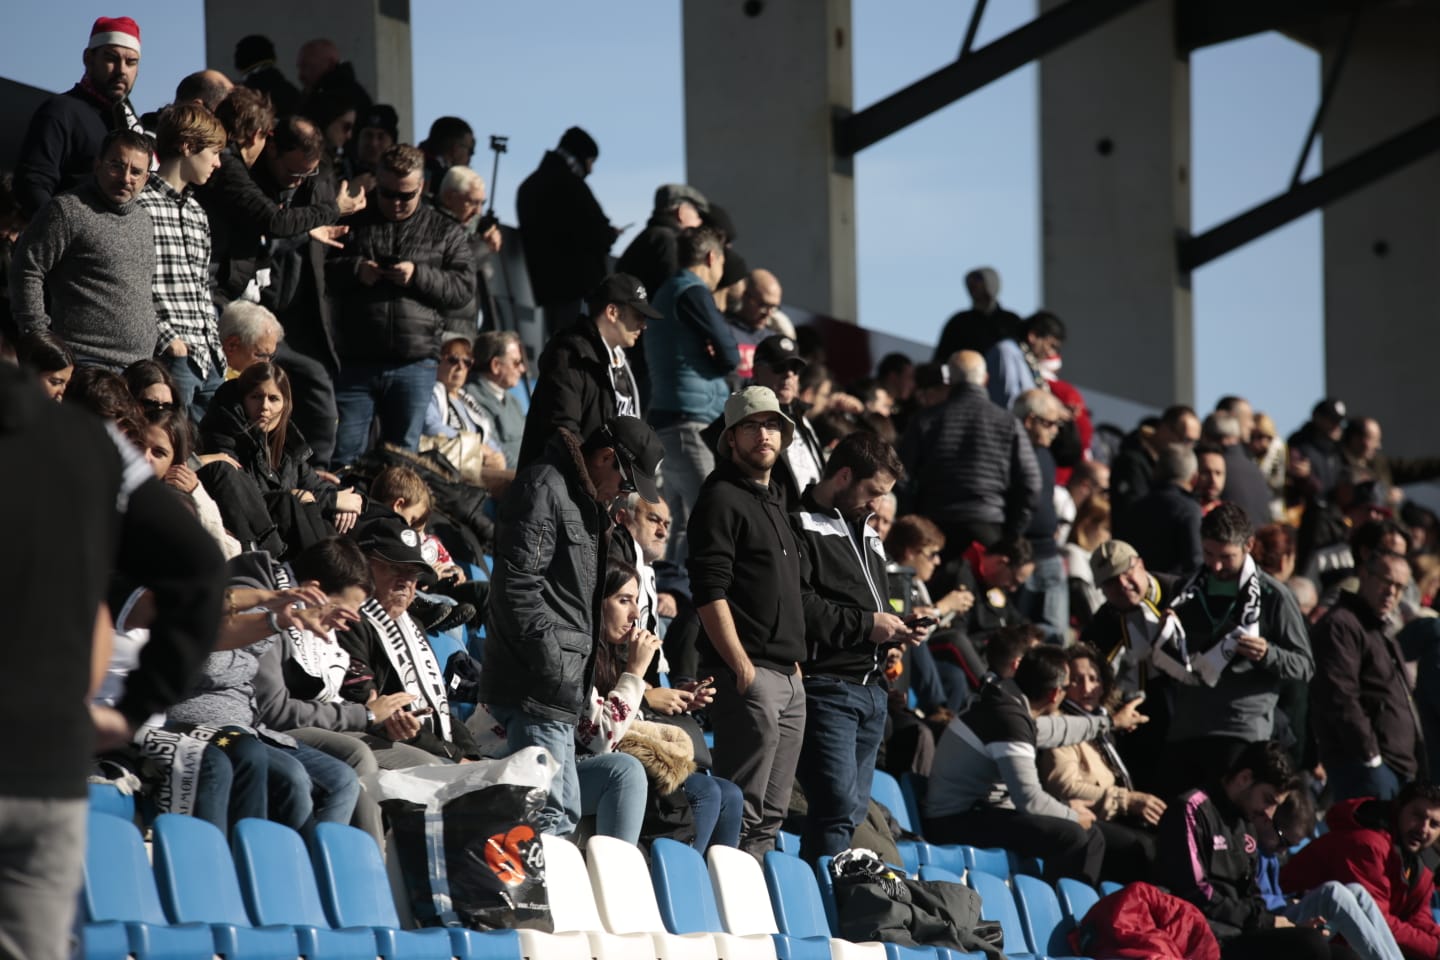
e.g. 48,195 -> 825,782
489,705 -> 580,836
1328,759 -> 1403,803
577,752 -> 648,845
1285,882 -> 1404,960
261,742 -> 359,832
332,357 -> 438,466
163,352 -> 225,422
684,773 -> 744,851
795,676 -> 888,860
1019,553 -> 1069,644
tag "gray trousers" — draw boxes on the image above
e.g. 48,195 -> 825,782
658,420 -> 715,571
0,796 -> 86,960
709,665 -> 806,858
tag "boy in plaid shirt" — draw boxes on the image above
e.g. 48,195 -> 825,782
135,103 -> 226,417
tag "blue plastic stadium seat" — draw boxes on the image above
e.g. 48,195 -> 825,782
151,813 -> 300,960
1055,877 -> 1100,923
1008,851 -> 1045,878
917,865 -> 964,885
816,857 -> 953,960
776,830 -> 803,856
424,626 -> 475,722
81,812 -> 216,960
311,822 -> 517,960
868,770 -> 923,872
650,837 -> 780,960
88,782 -> 135,821
898,773 -> 927,834
1012,874 -> 1089,960
230,818 -> 401,959
915,842 -> 968,876
962,868 -> 1040,960
1099,881 -> 1124,897
963,847 -> 1011,879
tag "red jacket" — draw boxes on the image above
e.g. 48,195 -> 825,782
1068,882 -> 1220,960
1281,798 -> 1440,960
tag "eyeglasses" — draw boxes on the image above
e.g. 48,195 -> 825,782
1032,417 -> 1061,429
252,350 -> 276,362
102,159 -> 148,182
737,418 -> 785,435
283,166 -> 319,181
378,185 -> 420,202
442,355 -> 474,368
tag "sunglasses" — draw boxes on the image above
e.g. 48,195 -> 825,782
442,355 -> 474,367
378,185 -> 420,202
141,398 -> 176,411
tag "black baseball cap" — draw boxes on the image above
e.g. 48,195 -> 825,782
587,273 -> 662,320
1312,398 -> 1347,422
594,417 -> 665,504
753,334 -> 806,373
354,514 -> 437,586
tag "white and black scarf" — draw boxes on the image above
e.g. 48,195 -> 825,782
135,722 -> 259,816
1154,555 -> 1263,687
273,564 -> 349,703
361,598 -> 452,741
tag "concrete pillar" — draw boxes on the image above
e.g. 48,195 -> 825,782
203,0 -> 413,142
681,0 -> 856,321
1039,0 -> 1193,408
1320,9 -> 1440,457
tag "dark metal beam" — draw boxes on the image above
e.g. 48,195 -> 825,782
958,0 -> 990,59
1179,114 -> 1440,272
1290,8 -> 1360,189
834,0 -> 1154,157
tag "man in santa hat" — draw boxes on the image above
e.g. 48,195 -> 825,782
14,16 -> 147,218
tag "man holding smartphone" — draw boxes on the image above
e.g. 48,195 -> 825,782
791,432 -> 922,861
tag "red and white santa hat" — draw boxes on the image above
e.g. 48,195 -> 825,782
88,16 -> 141,55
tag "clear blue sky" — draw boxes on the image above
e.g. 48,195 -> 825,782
0,1 -> 1325,432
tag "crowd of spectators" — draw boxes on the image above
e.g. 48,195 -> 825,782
7,15 -> 1440,960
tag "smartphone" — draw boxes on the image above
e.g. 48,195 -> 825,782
376,254 -> 400,269
1123,691 -> 1147,705
404,703 -> 434,717
905,615 -> 938,630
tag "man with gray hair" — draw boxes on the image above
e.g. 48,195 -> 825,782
1205,405 -> 1273,527
1115,442 -> 1202,577
433,165 -> 502,338
464,329 -> 527,466
900,349 -> 1040,557
1014,389 -> 1069,642
217,300 -> 285,379
933,266 -> 1022,363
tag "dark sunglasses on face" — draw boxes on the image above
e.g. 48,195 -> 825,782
141,398 -> 176,411
443,355 -> 474,368
378,185 -> 420,202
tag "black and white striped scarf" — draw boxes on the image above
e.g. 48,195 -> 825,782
361,598 -> 452,741
1153,554 -> 1263,687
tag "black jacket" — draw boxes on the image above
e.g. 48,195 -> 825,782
688,456 -> 807,673
14,83 -> 136,218
517,316 -> 622,468
792,486 -> 891,683
931,306 -> 1021,364
1079,571 -> 1184,667
1158,784 -> 1274,938
1287,421 -> 1344,504
1310,591 -> 1423,779
515,151 -> 613,306
199,379 -> 338,514
327,203 -> 475,363
1109,430 -> 1155,522
899,383 -> 1039,538
480,429 -> 613,722
616,212 -> 682,298
1116,483 -> 1203,578
1220,444 -> 1274,530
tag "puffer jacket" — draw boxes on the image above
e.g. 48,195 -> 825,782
199,379 -> 337,514
327,202 -> 475,363
1069,882 -> 1220,960
645,269 -> 739,424
479,428 -> 613,723
898,383 -> 1040,538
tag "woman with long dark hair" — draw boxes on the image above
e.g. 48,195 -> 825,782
15,329 -> 74,400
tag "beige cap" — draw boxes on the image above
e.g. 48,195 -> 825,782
1090,540 -> 1139,584
716,386 -> 795,459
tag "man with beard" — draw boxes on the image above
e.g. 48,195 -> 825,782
15,17 -> 147,217
689,386 -> 807,855
791,432 -> 922,859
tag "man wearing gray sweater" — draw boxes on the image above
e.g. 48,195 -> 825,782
10,129 -> 156,369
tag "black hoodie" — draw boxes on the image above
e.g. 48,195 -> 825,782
688,456 -> 806,673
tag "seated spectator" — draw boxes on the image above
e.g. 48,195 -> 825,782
1064,496 -> 1111,629
1116,442 -> 1202,577
1195,440 -> 1228,514
924,645 -> 1145,885
329,144 -> 476,467
122,358 -> 182,417
1038,643 -> 1165,882
1014,388 -> 1069,642
15,329 -> 75,400
218,301 -> 284,380
1256,791 -> 1405,960
136,407 -> 239,559
422,334 -> 509,487
1204,409 -> 1273,529
1341,417 -> 1440,504
1110,404 -> 1200,524
200,362 -> 363,556
723,268 -> 785,379
1252,523 -> 1298,582
1158,741 -> 1353,960
1282,782 -> 1440,960
64,366 -> 144,436
926,536 -> 1034,709
464,330 -> 528,468
10,129 -> 156,369
1249,412 -> 1287,519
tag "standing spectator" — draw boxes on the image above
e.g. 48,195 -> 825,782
1309,552 -> 1421,801
1057,459 -> 1110,542
419,117 -> 476,195
1195,441 -> 1229,514
465,330 -> 527,467
13,16 -> 146,217
0,359 -> 224,960
1288,398 -> 1347,504
792,433 -> 918,860
932,267 -> 1022,362
1162,503 -> 1313,794
1116,443 -> 1203,578
328,144 -> 476,466
433,165 -> 502,337
1341,417 -> 1440,500
1110,405 -> 1201,521
1204,409 -> 1273,529
135,104 -> 227,417
234,34 -> 299,119
985,311 -> 1065,411
518,273 -> 659,468
1014,389 -> 1069,642
1282,783 -> 1440,960
174,70 -> 234,112
689,387 -> 808,856
1249,413 -> 1287,519
10,129 -> 155,369
516,126 -> 615,333
724,269 -> 785,379
353,105 -> 399,180
616,183 -> 706,298
296,38 -> 372,109
481,417 -> 663,835
646,225 -> 740,566
899,350 -> 1040,557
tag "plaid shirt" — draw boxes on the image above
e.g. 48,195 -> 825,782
135,175 -> 223,376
